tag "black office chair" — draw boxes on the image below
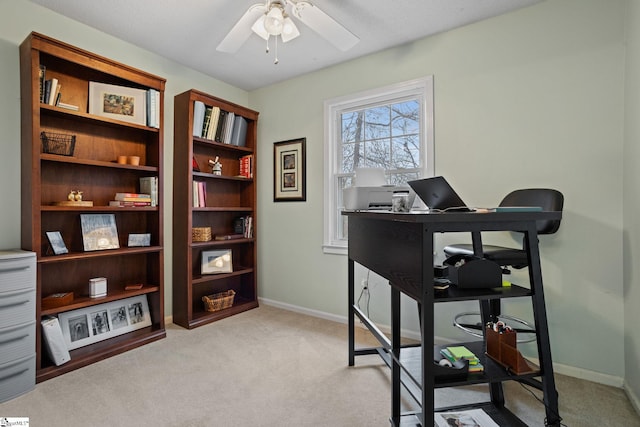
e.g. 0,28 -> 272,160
443,188 -> 564,340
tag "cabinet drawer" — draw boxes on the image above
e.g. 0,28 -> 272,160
0,322 -> 35,365
0,289 -> 36,328
0,251 -> 36,293
0,354 -> 35,403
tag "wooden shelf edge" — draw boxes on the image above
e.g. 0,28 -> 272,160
36,326 -> 166,383
192,268 -> 254,285
41,285 -> 160,316
186,299 -> 259,329
191,238 -> 254,248
41,153 -> 159,172
38,246 -> 163,263
193,137 -> 253,152
41,103 -> 160,133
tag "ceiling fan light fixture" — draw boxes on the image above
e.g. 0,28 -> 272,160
281,16 -> 300,42
250,15 -> 269,41
264,5 -> 284,35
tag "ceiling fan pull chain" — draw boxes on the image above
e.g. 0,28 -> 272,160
274,36 -> 279,64
266,35 -> 270,53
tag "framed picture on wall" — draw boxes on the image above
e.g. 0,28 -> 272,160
273,138 -> 306,202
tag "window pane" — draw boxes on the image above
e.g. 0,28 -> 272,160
364,106 -> 391,139
392,100 -> 419,136
391,135 -> 420,169
388,171 -> 421,185
341,111 -> 362,143
341,142 -> 364,173
363,138 -> 390,169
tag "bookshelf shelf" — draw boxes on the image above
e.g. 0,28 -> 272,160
173,89 -> 259,329
20,32 -> 166,382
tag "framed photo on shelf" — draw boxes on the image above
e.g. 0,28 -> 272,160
58,295 -> 152,350
273,138 -> 306,202
45,231 -> 68,255
88,82 -> 147,125
127,233 -> 151,247
80,213 -> 120,251
201,249 -> 233,274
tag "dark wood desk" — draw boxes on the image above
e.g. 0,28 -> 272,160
344,210 -> 562,426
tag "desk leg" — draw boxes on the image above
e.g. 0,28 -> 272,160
525,228 -> 561,426
391,284 -> 401,426
480,299 -> 505,407
348,258 -> 355,367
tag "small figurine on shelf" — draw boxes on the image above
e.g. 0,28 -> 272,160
74,191 -> 83,202
209,156 -> 222,176
67,190 -> 76,201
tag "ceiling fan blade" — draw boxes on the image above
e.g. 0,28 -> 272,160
216,3 -> 267,53
291,1 -> 359,51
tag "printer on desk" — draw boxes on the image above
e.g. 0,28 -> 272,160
342,168 -> 415,210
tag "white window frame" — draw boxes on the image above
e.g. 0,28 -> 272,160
323,76 -> 435,255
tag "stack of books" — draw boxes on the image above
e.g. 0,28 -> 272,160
440,345 -> 484,373
239,154 -> 253,179
109,192 -> 152,207
192,101 -> 248,146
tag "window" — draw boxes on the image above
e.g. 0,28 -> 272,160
323,77 -> 434,254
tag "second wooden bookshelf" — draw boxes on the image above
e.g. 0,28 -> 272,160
173,89 -> 259,329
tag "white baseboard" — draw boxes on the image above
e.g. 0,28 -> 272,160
625,383 -> 640,415
258,297 -> 627,389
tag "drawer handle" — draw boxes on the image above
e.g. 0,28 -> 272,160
0,367 -> 29,382
0,265 -> 30,273
0,334 -> 29,345
0,299 -> 29,309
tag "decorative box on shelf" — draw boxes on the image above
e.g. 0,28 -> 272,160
192,227 -> 212,242
41,292 -> 73,310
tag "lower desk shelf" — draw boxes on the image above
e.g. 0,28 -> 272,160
375,341 -> 538,426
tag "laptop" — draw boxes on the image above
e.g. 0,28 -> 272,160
407,176 -> 473,212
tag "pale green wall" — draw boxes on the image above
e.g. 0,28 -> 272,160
0,0 -> 635,395
624,0 -> 640,411
0,0 -> 250,316
251,0 -> 629,385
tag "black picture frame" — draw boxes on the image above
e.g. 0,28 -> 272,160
45,231 -> 68,255
273,138 -> 306,202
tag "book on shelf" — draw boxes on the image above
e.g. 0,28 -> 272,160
109,200 -> 152,207
223,112 -> 235,144
214,110 -> 228,142
139,176 -> 158,207
192,180 -> 207,208
239,154 -> 254,178
234,216 -> 253,238
43,79 -> 51,105
206,106 -> 221,140
193,101 -> 206,137
230,116 -> 248,146
147,89 -> 160,128
39,64 -> 46,103
57,101 -> 79,111
114,192 -> 152,202
47,78 -> 58,105
202,106 -> 213,139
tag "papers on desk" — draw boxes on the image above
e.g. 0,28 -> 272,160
434,409 -> 499,427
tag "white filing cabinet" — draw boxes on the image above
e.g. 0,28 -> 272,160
0,250 -> 36,402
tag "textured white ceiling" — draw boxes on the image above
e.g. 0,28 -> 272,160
29,0 -> 542,91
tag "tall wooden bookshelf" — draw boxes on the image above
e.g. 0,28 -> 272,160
173,89 -> 259,329
20,32 -> 166,382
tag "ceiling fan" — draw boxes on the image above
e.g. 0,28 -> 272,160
216,0 -> 359,64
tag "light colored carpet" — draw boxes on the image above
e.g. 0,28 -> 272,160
0,304 -> 638,426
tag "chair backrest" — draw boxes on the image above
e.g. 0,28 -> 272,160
499,188 -> 564,234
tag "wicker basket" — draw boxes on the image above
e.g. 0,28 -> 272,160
41,131 -> 76,156
202,290 -> 235,312
192,227 -> 212,242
